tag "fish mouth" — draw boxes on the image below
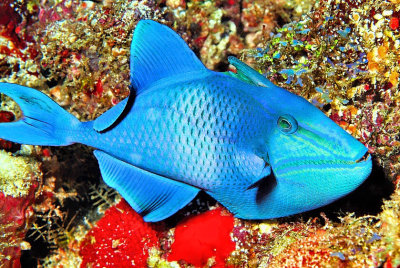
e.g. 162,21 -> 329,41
355,151 -> 370,163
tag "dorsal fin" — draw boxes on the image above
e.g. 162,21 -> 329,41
130,20 -> 207,93
94,20 -> 207,132
227,56 -> 276,88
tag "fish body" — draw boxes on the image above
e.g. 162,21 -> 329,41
0,20 -> 372,222
84,72 -> 270,190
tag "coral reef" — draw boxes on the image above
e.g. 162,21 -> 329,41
0,149 -> 40,198
1,0 -> 164,121
0,185 -> 36,267
0,150 -> 41,267
228,214 -> 384,267
0,0 -> 399,267
0,0 -> 40,88
162,0 -> 310,70
36,0 -> 163,120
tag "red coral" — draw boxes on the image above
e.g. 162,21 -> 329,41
0,1 -> 39,61
79,199 -> 159,267
329,112 -> 341,124
0,111 -> 20,152
38,1 -> 75,24
0,183 -> 37,268
389,17 -> 399,30
0,0 -> 25,50
94,78 -> 103,97
0,111 -> 15,122
168,207 -> 235,267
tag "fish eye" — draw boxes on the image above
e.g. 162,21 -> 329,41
277,114 -> 298,134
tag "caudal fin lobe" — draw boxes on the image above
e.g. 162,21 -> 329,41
0,82 -> 79,146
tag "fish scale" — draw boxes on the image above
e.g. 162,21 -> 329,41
0,20 -> 372,221
95,77 -> 270,191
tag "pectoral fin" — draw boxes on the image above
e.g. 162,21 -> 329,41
93,97 -> 129,132
207,172 -> 279,220
226,56 -> 276,88
93,88 -> 138,132
94,150 -> 200,222
246,165 -> 271,190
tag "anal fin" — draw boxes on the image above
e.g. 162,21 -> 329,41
94,150 -> 199,222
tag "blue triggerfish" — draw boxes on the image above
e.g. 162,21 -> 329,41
0,20 -> 372,222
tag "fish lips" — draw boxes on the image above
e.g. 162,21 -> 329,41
355,149 -> 371,163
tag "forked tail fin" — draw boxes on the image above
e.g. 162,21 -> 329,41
0,82 -> 80,146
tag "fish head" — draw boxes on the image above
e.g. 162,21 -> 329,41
261,86 -> 372,215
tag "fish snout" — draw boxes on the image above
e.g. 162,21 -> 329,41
330,125 -> 370,164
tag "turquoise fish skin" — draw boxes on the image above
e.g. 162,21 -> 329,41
0,20 -> 372,222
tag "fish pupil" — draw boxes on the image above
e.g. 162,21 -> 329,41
277,115 -> 298,134
279,118 -> 291,130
